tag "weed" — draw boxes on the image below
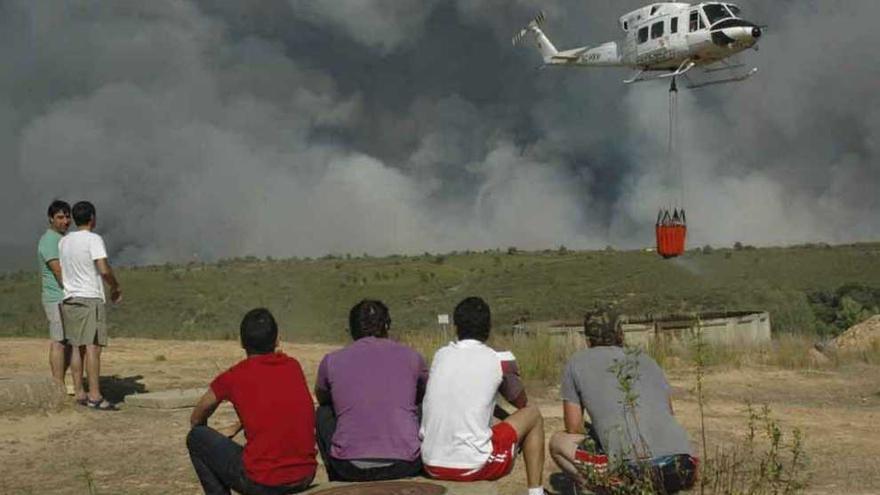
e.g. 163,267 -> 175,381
692,320 -> 809,494
79,460 -> 98,495
699,403 -> 808,494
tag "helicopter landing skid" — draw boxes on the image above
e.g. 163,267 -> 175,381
685,67 -> 758,89
624,59 -> 696,84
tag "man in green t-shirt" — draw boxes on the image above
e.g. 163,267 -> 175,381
37,200 -> 71,388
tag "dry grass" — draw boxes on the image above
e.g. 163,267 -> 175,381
649,333 -> 880,371
400,330 -> 880,385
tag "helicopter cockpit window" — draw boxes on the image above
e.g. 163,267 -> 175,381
651,21 -> 664,39
725,4 -> 741,17
638,26 -> 649,44
703,4 -> 732,24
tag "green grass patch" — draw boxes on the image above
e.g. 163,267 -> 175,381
2,243 -> 879,341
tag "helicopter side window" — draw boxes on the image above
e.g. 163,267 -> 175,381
688,10 -> 704,31
651,21 -> 664,39
638,26 -> 649,44
670,17 -> 678,34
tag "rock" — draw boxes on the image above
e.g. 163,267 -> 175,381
808,348 -> 831,367
124,387 -> 206,409
833,315 -> 880,351
0,375 -> 66,414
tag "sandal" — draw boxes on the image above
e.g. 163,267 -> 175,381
85,397 -> 119,411
75,397 -> 88,406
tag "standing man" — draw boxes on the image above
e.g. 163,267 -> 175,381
420,296 -> 546,495
548,312 -> 697,494
314,299 -> 428,481
188,308 -> 317,494
38,200 -> 71,389
59,201 -> 122,410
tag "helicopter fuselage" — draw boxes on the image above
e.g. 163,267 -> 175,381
535,2 -> 761,72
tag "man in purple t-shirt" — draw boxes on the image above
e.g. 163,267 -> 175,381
314,299 -> 428,481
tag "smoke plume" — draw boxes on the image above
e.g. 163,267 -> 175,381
1,0 -> 877,269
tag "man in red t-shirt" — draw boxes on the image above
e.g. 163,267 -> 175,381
187,308 -> 317,495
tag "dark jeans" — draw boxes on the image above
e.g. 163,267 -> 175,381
628,454 -> 698,494
580,423 -> 696,495
187,426 -> 313,495
315,404 -> 423,482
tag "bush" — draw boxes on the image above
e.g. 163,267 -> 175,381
808,284 -> 880,336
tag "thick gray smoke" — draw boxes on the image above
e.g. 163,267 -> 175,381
1,0 -> 877,269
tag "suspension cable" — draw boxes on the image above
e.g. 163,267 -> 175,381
667,77 -> 684,214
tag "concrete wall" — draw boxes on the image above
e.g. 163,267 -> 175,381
621,311 -> 772,347
506,311 -> 772,349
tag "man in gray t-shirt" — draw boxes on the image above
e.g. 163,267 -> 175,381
549,312 -> 696,494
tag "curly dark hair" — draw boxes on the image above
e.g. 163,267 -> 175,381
348,299 -> 391,340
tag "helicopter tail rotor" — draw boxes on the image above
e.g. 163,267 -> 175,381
512,10 -> 548,46
512,11 -> 559,63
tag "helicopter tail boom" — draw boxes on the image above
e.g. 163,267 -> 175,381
514,12 -> 623,67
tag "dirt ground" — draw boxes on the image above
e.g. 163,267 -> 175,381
1,338 -> 878,494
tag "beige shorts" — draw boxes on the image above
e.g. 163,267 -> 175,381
43,302 -> 65,342
61,297 -> 107,347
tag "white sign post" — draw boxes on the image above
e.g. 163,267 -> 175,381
437,314 -> 450,341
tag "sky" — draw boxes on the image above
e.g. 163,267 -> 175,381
2,0 -> 878,270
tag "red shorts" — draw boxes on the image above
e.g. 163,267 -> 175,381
425,422 -> 519,482
574,449 -> 610,470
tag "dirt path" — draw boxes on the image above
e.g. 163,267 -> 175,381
1,338 -> 878,494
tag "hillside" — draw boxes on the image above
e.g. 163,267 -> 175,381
2,243 -> 879,341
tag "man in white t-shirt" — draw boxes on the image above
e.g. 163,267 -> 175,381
420,297 -> 546,495
59,201 -> 122,411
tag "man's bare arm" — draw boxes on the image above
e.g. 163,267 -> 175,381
190,390 -> 220,427
47,259 -> 63,287
95,258 -> 121,303
563,400 -> 586,435
499,358 -> 527,409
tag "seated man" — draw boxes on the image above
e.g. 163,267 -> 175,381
420,297 -> 546,495
315,299 -> 428,481
549,312 -> 697,494
187,308 -> 316,495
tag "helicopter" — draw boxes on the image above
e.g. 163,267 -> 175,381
513,2 -> 763,89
